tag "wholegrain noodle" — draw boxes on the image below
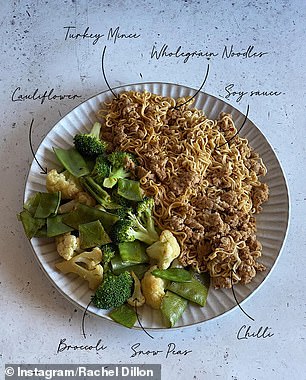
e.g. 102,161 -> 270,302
98,90 -> 269,288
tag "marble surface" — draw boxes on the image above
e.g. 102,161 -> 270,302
1,1 -> 305,379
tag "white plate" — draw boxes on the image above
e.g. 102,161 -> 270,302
24,82 -> 290,330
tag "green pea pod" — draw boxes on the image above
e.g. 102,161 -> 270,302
79,220 -> 111,249
53,147 -> 90,178
117,178 -> 143,201
79,176 -> 121,209
62,203 -> 119,232
161,290 -> 188,328
18,210 -> 45,239
34,192 -> 61,218
167,275 -> 210,307
34,225 -> 48,238
152,268 -> 192,283
118,241 -> 149,264
23,192 -> 41,216
109,303 -> 137,328
111,255 -> 149,278
47,215 -> 74,237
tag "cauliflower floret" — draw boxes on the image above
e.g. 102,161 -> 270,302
55,247 -> 103,290
55,232 -> 80,260
127,271 -> 145,308
58,191 -> 96,214
46,169 -> 83,199
75,191 -> 96,206
146,230 -> 180,270
141,266 -> 167,309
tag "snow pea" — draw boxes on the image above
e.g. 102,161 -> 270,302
167,274 -> 210,307
111,256 -> 149,278
152,268 -> 192,283
161,291 -> 188,327
18,192 -> 61,238
79,220 -> 111,249
34,192 -> 61,218
46,215 -> 73,237
79,176 -> 120,209
23,192 -> 41,215
35,225 -> 48,238
109,303 -> 137,328
53,147 -> 90,178
118,241 -> 149,264
117,178 -> 143,201
62,203 -> 119,232
18,210 -> 45,239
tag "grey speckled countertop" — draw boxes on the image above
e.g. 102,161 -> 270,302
1,1 -> 305,379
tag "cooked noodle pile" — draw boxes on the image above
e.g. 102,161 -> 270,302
98,90 -> 269,288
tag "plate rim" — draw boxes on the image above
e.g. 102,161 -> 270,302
23,81 -> 291,331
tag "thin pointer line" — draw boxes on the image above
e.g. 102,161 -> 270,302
217,104 -> 250,149
101,46 -> 118,99
135,302 -> 154,339
29,118 -> 47,174
81,300 -> 92,339
231,270 -> 255,321
173,64 -> 210,110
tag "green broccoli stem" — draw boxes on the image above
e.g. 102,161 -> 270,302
140,210 -> 157,236
90,122 -> 102,138
137,199 -> 159,238
128,213 -> 159,245
91,155 -> 110,185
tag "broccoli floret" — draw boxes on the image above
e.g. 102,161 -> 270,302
91,155 -> 110,186
136,197 -> 159,238
74,122 -> 108,158
103,151 -> 137,188
113,206 -> 134,220
110,220 -> 133,244
92,271 -> 133,309
111,188 -> 134,208
111,209 -> 159,245
109,151 -> 138,168
101,243 -> 116,272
